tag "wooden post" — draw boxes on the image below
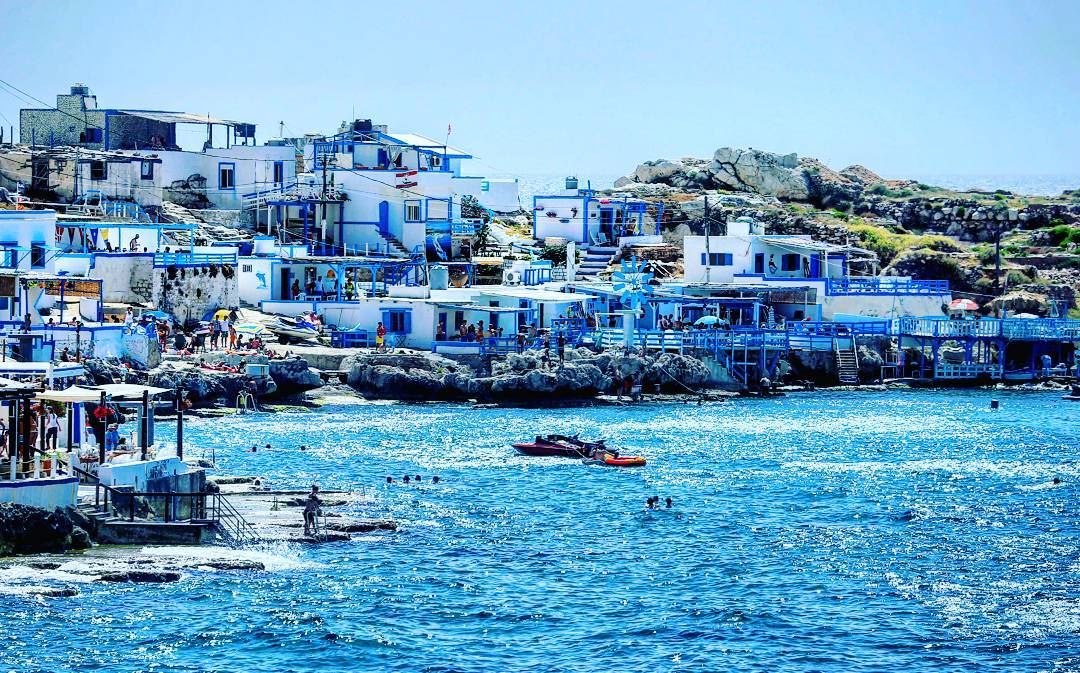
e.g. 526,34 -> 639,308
175,387 -> 184,461
98,392 -> 106,464
140,389 -> 149,461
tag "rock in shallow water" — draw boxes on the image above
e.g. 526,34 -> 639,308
96,571 -> 182,583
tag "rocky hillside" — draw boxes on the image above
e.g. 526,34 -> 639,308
609,148 -> 1080,317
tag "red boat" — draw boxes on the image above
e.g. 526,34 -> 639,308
512,434 -> 605,458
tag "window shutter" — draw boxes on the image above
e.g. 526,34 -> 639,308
701,253 -> 707,266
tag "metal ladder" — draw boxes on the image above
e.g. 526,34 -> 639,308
834,337 -> 860,384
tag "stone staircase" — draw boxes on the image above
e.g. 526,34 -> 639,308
835,338 -> 860,384
378,231 -> 410,257
577,245 -> 618,278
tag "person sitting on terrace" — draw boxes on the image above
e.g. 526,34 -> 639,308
305,278 -> 316,297
291,279 -> 302,300
128,234 -> 140,252
436,324 -> 447,341
105,424 -> 120,454
344,278 -> 356,301
458,323 -> 468,341
768,255 -> 778,274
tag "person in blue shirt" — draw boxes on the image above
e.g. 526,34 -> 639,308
104,424 -> 120,454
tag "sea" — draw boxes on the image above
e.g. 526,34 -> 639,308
2,388 -> 1078,672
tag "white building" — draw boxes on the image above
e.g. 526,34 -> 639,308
262,123 -> 515,259
532,178 -> 663,247
682,217 -> 951,320
15,84 -> 296,215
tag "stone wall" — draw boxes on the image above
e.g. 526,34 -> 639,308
153,264 -> 238,323
90,254 -> 155,303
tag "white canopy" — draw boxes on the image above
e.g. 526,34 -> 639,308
36,385 -> 103,402
93,383 -> 171,400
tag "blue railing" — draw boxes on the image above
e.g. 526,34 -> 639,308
788,320 -> 890,337
523,268 -> 552,286
154,252 -> 238,266
826,278 -> 950,295
330,330 -> 372,348
895,317 -> 1080,340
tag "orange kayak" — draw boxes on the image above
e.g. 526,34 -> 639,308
602,455 -> 646,467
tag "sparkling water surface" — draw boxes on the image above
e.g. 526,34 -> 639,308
3,389 -> 1079,672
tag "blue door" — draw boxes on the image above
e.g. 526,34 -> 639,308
754,253 -> 764,274
809,254 -> 821,278
377,149 -> 388,167
378,200 -> 390,236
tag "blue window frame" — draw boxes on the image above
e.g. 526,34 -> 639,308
700,252 -> 733,266
85,128 -> 102,143
781,254 -> 800,271
404,200 -> 423,222
0,243 -> 17,269
140,160 -> 154,180
31,242 -> 47,269
426,198 -> 450,221
381,309 -> 411,334
273,161 -> 284,184
218,162 -> 236,190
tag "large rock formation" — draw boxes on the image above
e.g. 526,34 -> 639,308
0,504 -> 93,556
710,148 -> 810,200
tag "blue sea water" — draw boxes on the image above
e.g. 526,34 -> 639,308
3,389 -> 1080,673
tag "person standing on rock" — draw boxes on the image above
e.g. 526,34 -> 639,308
557,333 -> 566,364
303,484 -> 322,536
376,321 -> 387,353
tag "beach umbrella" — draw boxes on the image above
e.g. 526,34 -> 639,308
213,308 -> 231,321
233,322 -> 269,336
948,298 -> 979,312
1013,312 -> 1039,319
694,315 -> 721,326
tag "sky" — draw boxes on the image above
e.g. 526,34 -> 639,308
1,0 -> 1078,180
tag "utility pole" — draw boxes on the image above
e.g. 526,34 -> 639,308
993,222 -> 1002,295
703,196 -> 711,283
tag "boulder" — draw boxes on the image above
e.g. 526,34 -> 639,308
0,504 -> 93,556
96,571 -> 182,583
632,160 -> 687,184
268,357 -> 324,393
710,148 -> 810,200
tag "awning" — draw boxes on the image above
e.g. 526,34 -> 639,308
433,303 -> 529,313
92,383 -> 172,399
116,110 -> 249,126
0,377 -> 37,390
36,385 -> 103,402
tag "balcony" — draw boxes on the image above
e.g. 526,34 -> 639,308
825,278 -> 950,296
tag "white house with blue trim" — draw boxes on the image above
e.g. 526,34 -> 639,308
682,217 -> 951,320
532,179 -> 663,247
260,122 -> 511,260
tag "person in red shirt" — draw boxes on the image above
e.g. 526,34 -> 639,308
376,321 -> 387,352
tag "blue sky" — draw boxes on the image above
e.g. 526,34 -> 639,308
1,0 -> 1077,179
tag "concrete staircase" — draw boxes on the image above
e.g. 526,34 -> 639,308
835,338 -> 860,384
378,232 -> 410,257
577,246 -> 618,278
77,502 -> 216,545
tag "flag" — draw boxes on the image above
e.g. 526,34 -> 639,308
447,122 -> 452,137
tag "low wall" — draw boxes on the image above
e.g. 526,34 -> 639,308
0,477 -> 78,509
90,253 -> 155,303
823,294 -> 949,320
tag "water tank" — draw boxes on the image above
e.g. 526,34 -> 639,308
429,265 -> 449,290
565,176 -> 579,191
71,84 -> 90,96
353,119 -> 373,132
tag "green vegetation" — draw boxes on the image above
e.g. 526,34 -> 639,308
538,245 -> 568,266
846,220 -> 964,265
1047,223 -> 1080,248
1004,270 -> 1033,286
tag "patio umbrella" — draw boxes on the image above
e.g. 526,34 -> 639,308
948,298 -> 979,312
694,315 -> 721,326
233,322 -> 269,336
213,309 -> 231,321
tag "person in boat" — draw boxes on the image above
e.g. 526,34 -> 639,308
303,484 -> 322,536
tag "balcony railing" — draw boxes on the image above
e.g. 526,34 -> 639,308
826,278 -> 950,295
154,251 -> 238,267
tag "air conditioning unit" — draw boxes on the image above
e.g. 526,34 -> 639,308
503,270 -> 522,286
